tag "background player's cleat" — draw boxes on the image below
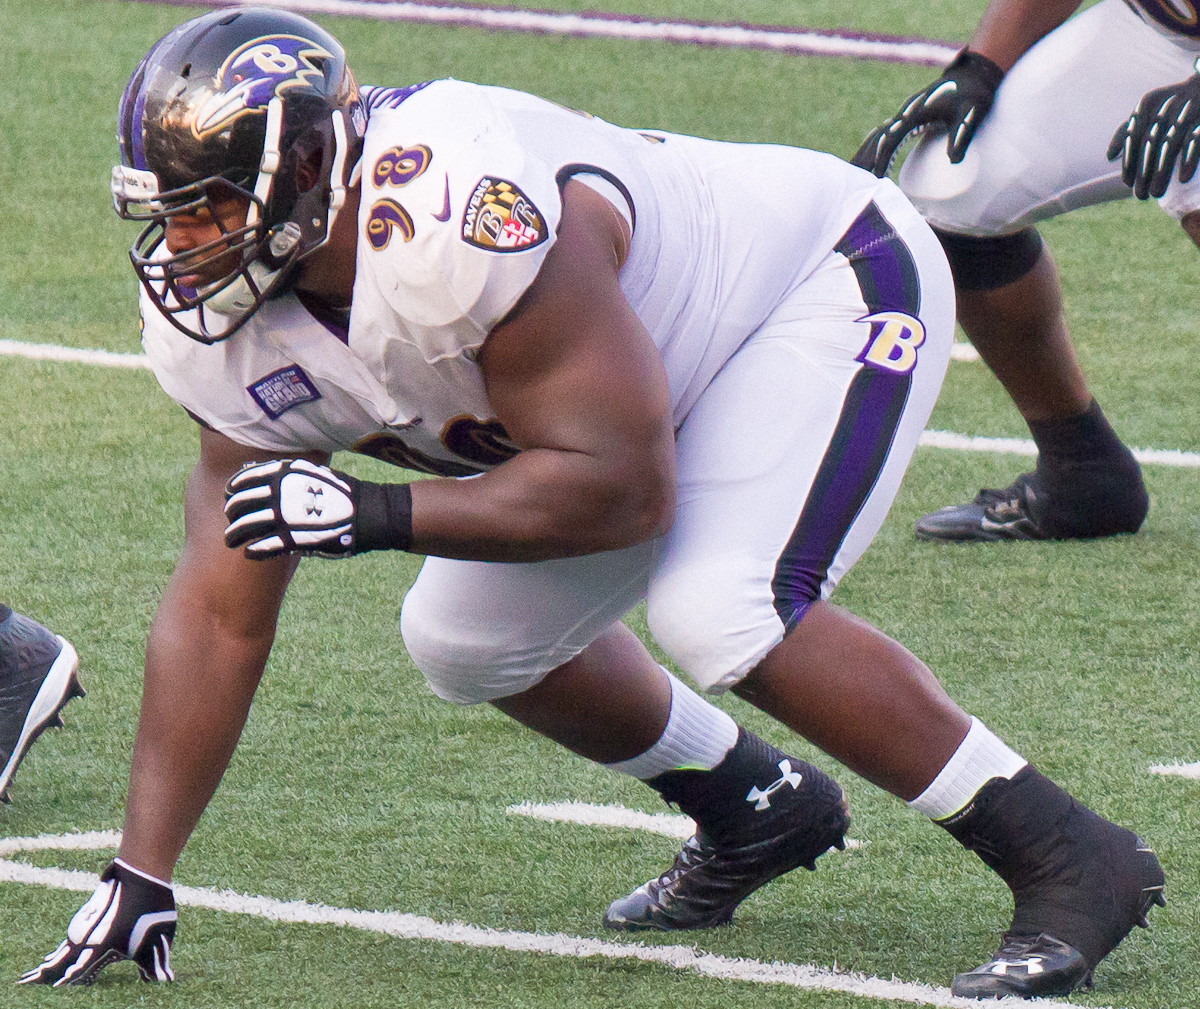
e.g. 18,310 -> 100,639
941,767 -> 1165,998
0,610 -> 85,803
915,460 -> 1148,543
603,763 -> 849,932
951,933 -> 1092,999
915,473 -> 1050,542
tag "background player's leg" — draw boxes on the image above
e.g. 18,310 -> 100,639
956,248 -> 1088,422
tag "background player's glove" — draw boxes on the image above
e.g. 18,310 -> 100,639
851,49 -> 1005,177
224,458 -> 413,559
18,860 -> 176,986
1108,74 -> 1200,199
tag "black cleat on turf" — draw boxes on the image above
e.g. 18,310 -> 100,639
915,455 -> 1148,543
915,473 -> 1050,543
0,610 -> 85,803
952,933 -> 1092,999
603,758 -> 850,932
942,766 -> 1165,999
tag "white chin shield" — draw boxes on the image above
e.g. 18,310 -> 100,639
200,259 -> 284,318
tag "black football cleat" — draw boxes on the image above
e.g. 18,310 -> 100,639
952,933 -> 1092,999
603,758 -> 850,932
915,453 -> 1148,543
915,473 -> 1050,542
0,610 -> 85,803
942,766 -> 1165,999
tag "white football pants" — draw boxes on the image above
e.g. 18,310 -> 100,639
401,187 -> 953,703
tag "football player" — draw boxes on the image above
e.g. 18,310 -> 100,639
854,0 -> 1200,542
0,606 -> 84,803
20,8 -> 1164,998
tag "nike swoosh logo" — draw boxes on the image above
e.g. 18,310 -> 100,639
432,175 -> 451,221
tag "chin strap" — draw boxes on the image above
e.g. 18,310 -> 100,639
247,97 -> 285,230
325,108 -> 351,237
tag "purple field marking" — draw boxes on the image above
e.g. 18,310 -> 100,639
127,0 -> 961,65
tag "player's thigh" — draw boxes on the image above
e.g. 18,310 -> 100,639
898,0 -> 1198,234
399,543 -> 654,704
646,192 -> 953,694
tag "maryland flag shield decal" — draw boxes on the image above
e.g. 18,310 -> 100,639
462,177 -> 548,252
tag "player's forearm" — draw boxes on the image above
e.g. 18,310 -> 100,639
968,0 -> 1081,71
118,574 -> 280,881
409,445 -> 675,562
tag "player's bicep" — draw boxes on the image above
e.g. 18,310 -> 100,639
480,181 -> 674,489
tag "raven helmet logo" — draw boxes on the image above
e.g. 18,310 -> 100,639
192,35 -> 335,138
462,177 -> 547,252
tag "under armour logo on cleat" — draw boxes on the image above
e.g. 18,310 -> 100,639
745,759 -> 802,811
988,956 -> 1044,976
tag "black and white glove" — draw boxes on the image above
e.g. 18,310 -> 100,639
852,49 -> 1005,177
18,860 -> 176,986
224,458 -> 413,560
1108,74 -> 1200,199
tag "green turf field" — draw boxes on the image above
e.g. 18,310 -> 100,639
1,1 -> 1198,1006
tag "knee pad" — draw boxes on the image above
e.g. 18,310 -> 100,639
932,226 -> 1043,291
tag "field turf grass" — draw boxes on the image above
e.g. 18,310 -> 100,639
2,1 -> 1198,1006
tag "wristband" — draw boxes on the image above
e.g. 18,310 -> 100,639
355,480 -> 414,552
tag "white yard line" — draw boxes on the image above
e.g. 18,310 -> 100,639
7,338 -> 1200,467
1149,762 -> 1200,779
506,799 -> 864,848
151,0 -> 960,66
0,830 -> 1094,1009
0,339 -> 151,370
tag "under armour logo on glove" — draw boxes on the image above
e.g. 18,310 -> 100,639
745,759 -> 803,811
19,859 -> 176,986
224,458 -> 360,559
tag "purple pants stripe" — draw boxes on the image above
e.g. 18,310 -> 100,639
770,202 -> 920,630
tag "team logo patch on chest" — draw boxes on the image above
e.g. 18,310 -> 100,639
462,177 -> 547,251
248,365 -> 321,420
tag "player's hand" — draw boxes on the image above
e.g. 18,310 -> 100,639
851,50 -> 1005,177
1108,75 -> 1200,199
224,458 -> 361,559
18,860 -> 176,986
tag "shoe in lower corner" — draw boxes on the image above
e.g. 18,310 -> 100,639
0,611 -> 85,802
942,766 -> 1165,998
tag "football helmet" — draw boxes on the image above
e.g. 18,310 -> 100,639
112,7 -> 366,343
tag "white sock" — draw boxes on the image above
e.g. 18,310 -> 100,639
908,716 -> 1028,820
604,669 -> 739,780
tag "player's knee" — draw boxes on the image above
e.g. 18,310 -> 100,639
400,597 -> 546,705
931,226 -> 1044,291
646,561 -> 783,694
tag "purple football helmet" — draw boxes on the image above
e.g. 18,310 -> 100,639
112,7 -> 366,343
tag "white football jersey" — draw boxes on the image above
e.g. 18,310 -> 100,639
142,79 -> 893,475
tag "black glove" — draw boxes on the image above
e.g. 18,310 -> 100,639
1108,74 -> 1200,199
18,860 -> 176,986
224,458 -> 413,559
852,49 -> 1005,177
